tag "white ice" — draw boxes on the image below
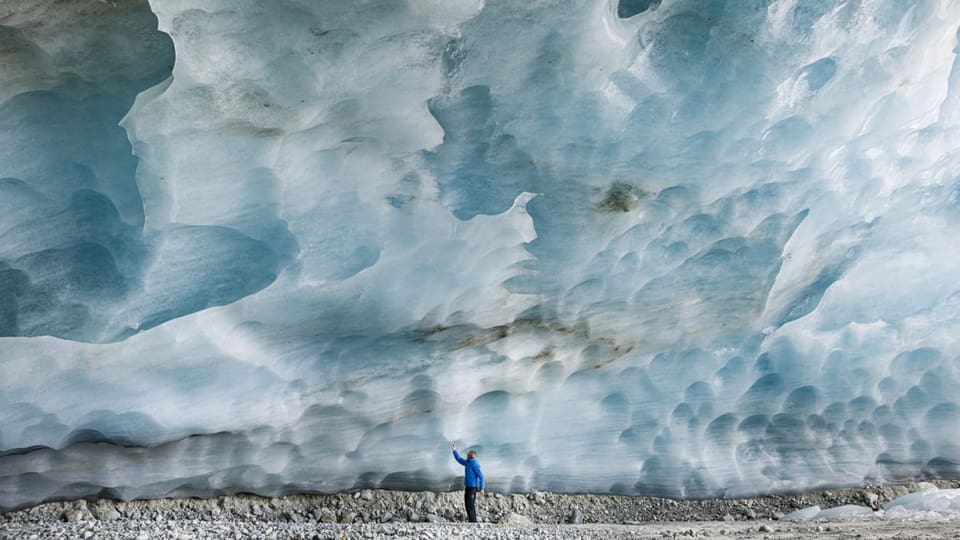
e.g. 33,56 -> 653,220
784,487 -> 960,522
3,0 -> 960,510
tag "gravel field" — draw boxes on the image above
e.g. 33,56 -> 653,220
4,519 -> 960,539
3,482 -> 960,539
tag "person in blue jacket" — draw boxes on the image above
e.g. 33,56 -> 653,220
450,441 -> 484,522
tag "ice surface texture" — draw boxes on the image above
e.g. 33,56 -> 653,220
2,0 -> 960,509
782,487 -> 960,521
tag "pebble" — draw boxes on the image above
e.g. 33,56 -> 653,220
3,483 -> 959,539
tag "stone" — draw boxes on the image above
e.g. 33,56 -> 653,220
567,508 -> 583,524
913,482 -> 938,493
498,512 -> 533,525
319,508 -> 337,523
63,510 -> 85,523
95,507 -> 122,521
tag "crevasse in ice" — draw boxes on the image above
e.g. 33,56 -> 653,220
2,0 -> 960,509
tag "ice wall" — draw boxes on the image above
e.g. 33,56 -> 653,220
3,0 -> 960,509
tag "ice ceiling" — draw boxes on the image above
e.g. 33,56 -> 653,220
2,0 -> 960,509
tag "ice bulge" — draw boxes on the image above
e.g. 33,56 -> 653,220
2,0 -> 960,509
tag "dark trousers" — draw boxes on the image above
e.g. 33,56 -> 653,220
464,487 -> 478,522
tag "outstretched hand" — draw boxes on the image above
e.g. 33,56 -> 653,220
450,441 -> 456,450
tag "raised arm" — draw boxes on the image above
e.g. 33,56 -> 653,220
452,449 -> 468,465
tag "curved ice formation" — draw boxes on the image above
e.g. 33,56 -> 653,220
783,487 -> 960,522
3,0 -> 960,509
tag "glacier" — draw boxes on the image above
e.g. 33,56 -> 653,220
2,0 -> 960,510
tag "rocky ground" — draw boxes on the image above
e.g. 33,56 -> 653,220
3,481 -> 960,539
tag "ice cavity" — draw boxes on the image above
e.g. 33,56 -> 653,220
4,0 -> 960,510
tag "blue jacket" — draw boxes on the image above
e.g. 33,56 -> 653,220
453,450 -> 485,489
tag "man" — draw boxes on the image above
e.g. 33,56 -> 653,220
450,441 -> 484,522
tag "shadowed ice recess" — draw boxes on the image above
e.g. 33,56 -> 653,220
3,0 -> 960,510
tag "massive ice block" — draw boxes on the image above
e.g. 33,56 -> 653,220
3,0 -> 960,509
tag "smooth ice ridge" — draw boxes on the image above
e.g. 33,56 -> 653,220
3,0 -> 960,510
783,487 -> 960,522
